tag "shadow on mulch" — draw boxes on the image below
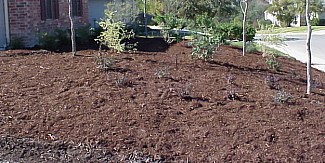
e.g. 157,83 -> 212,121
130,37 -> 170,52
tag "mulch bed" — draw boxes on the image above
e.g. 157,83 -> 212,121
0,39 -> 324,162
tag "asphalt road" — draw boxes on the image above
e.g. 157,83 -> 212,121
259,31 -> 325,72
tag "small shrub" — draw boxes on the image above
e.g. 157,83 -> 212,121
38,32 -> 58,51
38,29 -> 69,51
265,75 -> 279,89
257,19 -> 273,30
214,22 -> 256,41
226,73 -> 236,85
76,26 -> 91,45
311,17 -> 320,26
180,84 -> 191,97
227,90 -> 240,101
190,15 -> 224,61
154,67 -> 169,78
95,10 -> 135,53
274,90 -> 291,104
154,13 -> 188,44
9,37 -> 25,49
312,79 -> 324,89
289,69 -> 297,79
225,73 -> 240,101
116,76 -> 132,87
180,84 -> 192,100
266,57 -> 281,71
90,27 -> 103,40
191,34 -> 220,60
95,56 -> 115,71
246,43 -> 259,53
124,41 -> 138,53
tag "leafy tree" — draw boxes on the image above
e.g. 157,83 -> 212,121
134,0 -> 163,15
267,0 -> 325,27
246,0 -> 269,24
160,0 -> 238,23
267,0 -> 297,27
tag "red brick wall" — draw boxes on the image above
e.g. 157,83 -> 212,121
8,0 -> 89,47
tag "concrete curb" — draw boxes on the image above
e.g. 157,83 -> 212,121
267,44 -> 325,72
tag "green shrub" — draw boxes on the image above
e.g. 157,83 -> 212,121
266,57 -> 281,71
95,56 -> 115,71
274,90 -> 291,104
9,37 -> 25,49
191,34 -> 221,60
76,26 -> 91,45
154,67 -> 169,79
265,75 -> 279,90
246,42 -> 259,53
311,17 -> 320,26
257,19 -> 273,30
38,29 -> 69,51
116,76 -> 133,87
213,23 -> 256,41
154,13 -> 188,43
190,15 -> 224,61
95,10 -> 135,53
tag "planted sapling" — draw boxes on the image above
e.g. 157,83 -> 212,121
154,67 -> 170,79
95,56 -> 115,71
274,90 -> 291,104
180,83 -> 192,101
225,73 -> 240,101
266,57 -> 281,71
116,76 -> 133,87
265,75 -> 279,89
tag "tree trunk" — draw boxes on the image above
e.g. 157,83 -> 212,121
143,0 -> 148,38
306,0 -> 312,94
240,0 -> 248,56
68,0 -> 76,56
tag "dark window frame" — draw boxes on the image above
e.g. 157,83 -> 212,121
40,0 -> 59,20
72,0 -> 83,17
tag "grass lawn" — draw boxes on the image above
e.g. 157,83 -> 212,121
229,41 -> 290,57
257,26 -> 325,34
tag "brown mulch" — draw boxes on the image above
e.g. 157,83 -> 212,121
0,40 -> 324,162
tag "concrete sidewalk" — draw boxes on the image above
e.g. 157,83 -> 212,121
267,43 -> 325,72
261,30 -> 325,72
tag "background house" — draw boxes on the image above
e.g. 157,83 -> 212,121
0,0 -> 88,49
264,0 -> 325,27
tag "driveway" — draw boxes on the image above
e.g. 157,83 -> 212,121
258,30 -> 325,72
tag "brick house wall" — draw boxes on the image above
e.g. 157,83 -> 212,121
8,0 -> 89,47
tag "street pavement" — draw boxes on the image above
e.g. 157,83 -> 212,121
257,30 -> 325,72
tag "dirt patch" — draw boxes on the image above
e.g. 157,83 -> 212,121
0,40 -> 325,162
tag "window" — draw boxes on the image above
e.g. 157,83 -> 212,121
40,0 -> 59,20
72,0 -> 83,17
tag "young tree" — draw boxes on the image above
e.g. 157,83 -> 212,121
306,0 -> 312,94
240,0 -> 248,56
143,0 -> 148,37
68,0 -> 76,56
